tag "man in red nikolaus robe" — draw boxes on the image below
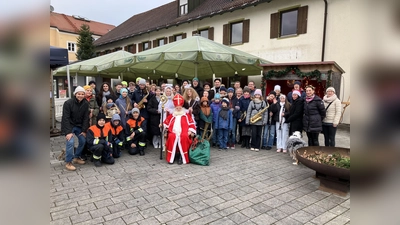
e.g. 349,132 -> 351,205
164,94 -> 196,164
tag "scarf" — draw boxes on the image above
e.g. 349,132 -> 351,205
201,105 -> 211,117
323,94 -> 337,103
253,98 -> 262,104
85,96 -> 92,102
219,106 -> 229,120
279,102 -> 286,124
102,91 -> 110,104
305,94 -> 315,103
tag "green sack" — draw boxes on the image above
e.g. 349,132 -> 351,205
189,135 -> 210,166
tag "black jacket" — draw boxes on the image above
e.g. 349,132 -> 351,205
61,97 -> 90,135
131,88 -> 152,119
183,99 -> 201,121
193,85 -> 204,98
147,95 -> 161,136
270,102 -> 290,124
286,97 -> 304,133
303,96 -> 326,132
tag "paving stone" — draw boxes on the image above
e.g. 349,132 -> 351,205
50,217 -> 71,225
303,203 -> 328,216
189,212 -> 222,225
240,207 -> 262,218
155,210 -> 181,223
342,209 -> 350,219
226,211 -> 250,224
50,202 -> 79,213
89,207 -> 110,219
138,207 -> 160,219
154,201 -> 180,213
218,206 -> 240,217
330,205 -> 348,216
266,208 -> 288,220
209,216 -> 236,225
70,212 -> 92,224
76,203 -> 96,214
275,217 -> 304,225
250,213 -> 277,224
325,215 -> 350,225
104,208 -> 139,221
290,210 -> 315,223
197,206 -> 219,217
94,198 -> 114,209
311,211 -> 338,224
51,208 -> 78,221
121,212 -> 144,224
175,205 -> 196,216
103,217 -> 127,225
108,202 -> 128,214
74,217 -> 104,225
137,217 -> 160,225
168,213 -> 201,225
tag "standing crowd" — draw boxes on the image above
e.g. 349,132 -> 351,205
61,77 -> 342,171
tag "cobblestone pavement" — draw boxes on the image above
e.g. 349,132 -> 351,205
50,126 -> 350,225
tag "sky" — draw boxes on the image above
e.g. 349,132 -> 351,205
50,0 -> 174,26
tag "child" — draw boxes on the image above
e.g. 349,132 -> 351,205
238,87 -> 252,149
115,88 -> 132,132
210,93 -> 222,147
216,98 -> 233,150
103,95 -> 120,122
246,89 -> 268,151
271,94 -> 291,153
227,87 -> 238,149
86,113 -> 115,167
126,108 -> 147,156
105,114 -> 125,158
147,86 -> 162,148
198,97 -> 213,138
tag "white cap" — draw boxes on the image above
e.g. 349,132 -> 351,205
74,86 -> 85,95
274,85 -> 281,91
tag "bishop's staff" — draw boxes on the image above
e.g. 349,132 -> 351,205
159,95 -> 168,160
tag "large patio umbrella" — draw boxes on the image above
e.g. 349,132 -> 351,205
125,35 -> 272,79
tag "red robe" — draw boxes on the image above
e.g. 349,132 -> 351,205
163,110 -> 196,164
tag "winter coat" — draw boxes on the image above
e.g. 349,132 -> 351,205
198,109 -> 213,130
238,96 -> 251,126
210,102 -> 221,124
87,96 -> 99,126
286,97 -> 304,133
287,90 -> 306,103
303,95 -> 326,133
61,97 -> 89,135
96,92 -> 117,111
216,107 -> 233,130
246,99 -> 268,126
230,96 -> 241,119
323,95 -> 342,125
193,85 -> 204,98
131,88 -> 152,119
147,95 -> 161,136
115,97 -> 132,131
183,99 -> 201,121
86,124 -> 112,148
270,102 -> 290,123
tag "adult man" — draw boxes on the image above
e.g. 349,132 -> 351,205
131,78 -> 151,120
248,81 -> 256,96
115,83 -> 122,98
128,82 -> 136,99
61,86 -> 89,171
262,91 -> 278,150
161,83 -> 167,92
192,77 -> 203,97
211,78 -> 222,94
234,81 -> 241,90
274,85 -> 281,100
163,94 -> 196,165
287,81 -> 306,103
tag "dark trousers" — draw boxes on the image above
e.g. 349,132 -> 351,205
251,125 -> 263,149
322,124 -> 337,147
128,131 -> 147,155
306,132 -> 320,146
238,125 -> 242,143
89,144 -> 115,164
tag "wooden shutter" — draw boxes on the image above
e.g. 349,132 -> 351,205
270,12 -> 280,38
223,24 -> 229,45
153,40 -> 158,48
192,30 -> 198,36
132,44 -> 136,53
124,46 -> 128,51
138,43 -> 143,52
182,33 -> 187,39
148,41 -> 152,49
208,27 -> 214,40
297,5 -> 308,34
169,36 -> 174,43
242,19 -> 250,43
164,37 -> 168,44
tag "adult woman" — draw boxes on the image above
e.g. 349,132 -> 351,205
115,88 -> 132,132
322,87 -> 342,146
246,89 -> 268,151
303,85 -> 326,146
238,87 -> 252,149
84,85 -> 99,126
183,87 -> 201,130
174,84 -> 181,95
147,86 -> 162,148
96,82 -> 117,112
286,90 -> 304,136
203,82 -> 214,100
271,95 -> 291,153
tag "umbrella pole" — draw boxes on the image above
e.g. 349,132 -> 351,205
67,65 -> 72,98
194,62 -> 198,78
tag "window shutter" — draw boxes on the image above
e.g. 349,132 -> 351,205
164,37 -> 168,44
132,44 -> 136,53
297,5 -> 308,34
208,27 -> 214,40
270,12 -> 279,39
223,24 -> 229,45
169,36 -> 174,43
153,40 -> 158,48
138,43 -> 143,52
192,30 -> 198,36
242,19 -> 250,43
148,41 -> 152,49
124,46 -> 128,51
182,33 -> 187,39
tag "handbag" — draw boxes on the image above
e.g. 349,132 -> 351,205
189,135 -> 210,166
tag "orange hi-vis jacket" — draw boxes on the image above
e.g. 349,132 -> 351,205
86,124 -> 112,147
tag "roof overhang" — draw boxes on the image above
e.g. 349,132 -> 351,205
260,61 -> 345,74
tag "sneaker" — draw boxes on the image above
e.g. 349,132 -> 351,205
283,150 -> 287,153
94,159 -> 102,167
250,148 -> 255,151
276,149 -> 282,153
255,148 -> 259,152
266,146 -> 272,150
231,145 -> 235,149
218,148 -> 222,151
73,158 -> 86,165
261,146 -> 267,150
65,162 -> 76,171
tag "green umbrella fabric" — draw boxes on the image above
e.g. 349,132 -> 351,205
126,35 -> 272,79
54,50 -> 135,76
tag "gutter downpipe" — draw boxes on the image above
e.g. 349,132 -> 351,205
321,0 -> 328,62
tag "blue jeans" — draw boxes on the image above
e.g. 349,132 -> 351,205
228,119 -> 237,145
65,127 -> 86,162
262,124 -> 276,147
218,129 -> 229,149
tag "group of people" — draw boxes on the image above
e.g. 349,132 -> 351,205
61,77 -> 342,171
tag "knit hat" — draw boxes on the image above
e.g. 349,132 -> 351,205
111,114 -> 121,122
120,88 -> 128,93
97,113 -> 106,121
227,87 -> 234,93
136,77 -> 142,83
214,93 -> 221,99
219,86 -> 227,92
292,90 -> 301,97
88,80 -> 96,85
184,84 -> 191,89
254,89 -> 262,96
243,86 -> 250,93
73,86 -> 85,95
326,87 -> 336,93
203,82 -> 211,88
201,97 -> 209,103
83,85 -> 91,91
294,81 -> 301,86
105,95 -> 113,101
138,79 -> 146,85
121,81 -> 128,86
222,98 -> 229,104
192,77 -> 199,82
269,91 -> 276,97
280,94 -> 286,99
131,108 -> 140,114
274,85 -> 281,91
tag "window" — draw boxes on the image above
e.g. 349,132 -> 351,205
175,34 -> 183,41
223,20 -> 250,45
143,42 -> 149,51
179,0 -> 188,15
67,42 -> 76,52
158,38 -> 165,46
270,6 -> 308,39
199,29 -> 209,39
169,33 -> 186,43
127,44 -> 136,53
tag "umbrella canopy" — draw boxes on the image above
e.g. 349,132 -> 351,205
126,35 -> 272,79
54,50 -> 135,76
50,46 -> 68,69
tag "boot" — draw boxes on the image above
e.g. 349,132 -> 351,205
139,149 -> 145,156
178,156 -> 183,165
241,140 -> 246,148
65,162 -> 76,171
93,158 -> 102,167
245,138 -> 250,149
